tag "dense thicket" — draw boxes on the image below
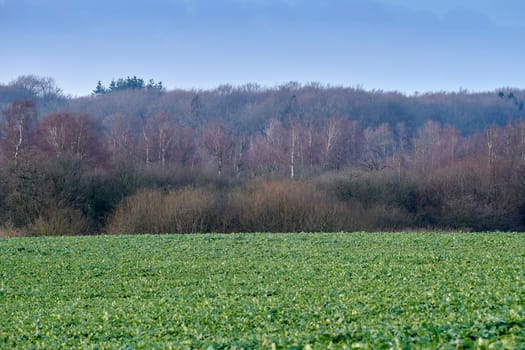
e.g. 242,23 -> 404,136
1,76 -> 524,235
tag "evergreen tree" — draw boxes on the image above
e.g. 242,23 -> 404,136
92,81 -> 106,95
94,76 -> 163,94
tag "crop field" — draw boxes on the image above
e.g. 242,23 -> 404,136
1,233 -> 524,349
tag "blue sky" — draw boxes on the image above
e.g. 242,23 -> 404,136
0,0 -> 523,96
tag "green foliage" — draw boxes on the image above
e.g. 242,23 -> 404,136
92,80 -> 105,95
0,233 -> 523,348
92,76 -> 163,95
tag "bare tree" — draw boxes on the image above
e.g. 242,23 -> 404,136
9,75 -> 62,99
104,113 -> 141,161
36,112 -> 106,164
1,100 -> 37,165
202,121 -> 232,176
149,112 -> 177,166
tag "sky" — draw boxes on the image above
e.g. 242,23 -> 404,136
0,0 -> 524,96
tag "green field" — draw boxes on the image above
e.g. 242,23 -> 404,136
1,233 -> 524,349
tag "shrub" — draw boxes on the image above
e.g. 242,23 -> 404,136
231,180 -> 354,232
107,188 -> 217,234
323,170 -> 418,212
358,204 -> 415,231
439,195 -> 522,231
27,204 -> 89,236
0,221 -> 27,238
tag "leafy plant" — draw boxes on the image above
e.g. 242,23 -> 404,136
0,232 -> 523,348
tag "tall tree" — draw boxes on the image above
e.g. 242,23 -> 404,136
93,81 -> 106,96
104,113 -> 141,161
36,112 -> 107,165
142,112 -> 177,166
0,100 -> 37,165
93,76 -> 163,95
9,75 -> 62,99
202,121 -> 232,176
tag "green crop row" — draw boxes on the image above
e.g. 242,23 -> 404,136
1,232 -> 524,348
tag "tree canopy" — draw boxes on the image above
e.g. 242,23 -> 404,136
93,76 -> 164,95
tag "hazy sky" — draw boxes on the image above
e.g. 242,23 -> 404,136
1,0 -> 523,96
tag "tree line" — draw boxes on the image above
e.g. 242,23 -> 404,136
1,75 -> 524,235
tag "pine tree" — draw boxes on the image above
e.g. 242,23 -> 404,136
92,81 -> 106,95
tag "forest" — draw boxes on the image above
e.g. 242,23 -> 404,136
1,75 -> 525,235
